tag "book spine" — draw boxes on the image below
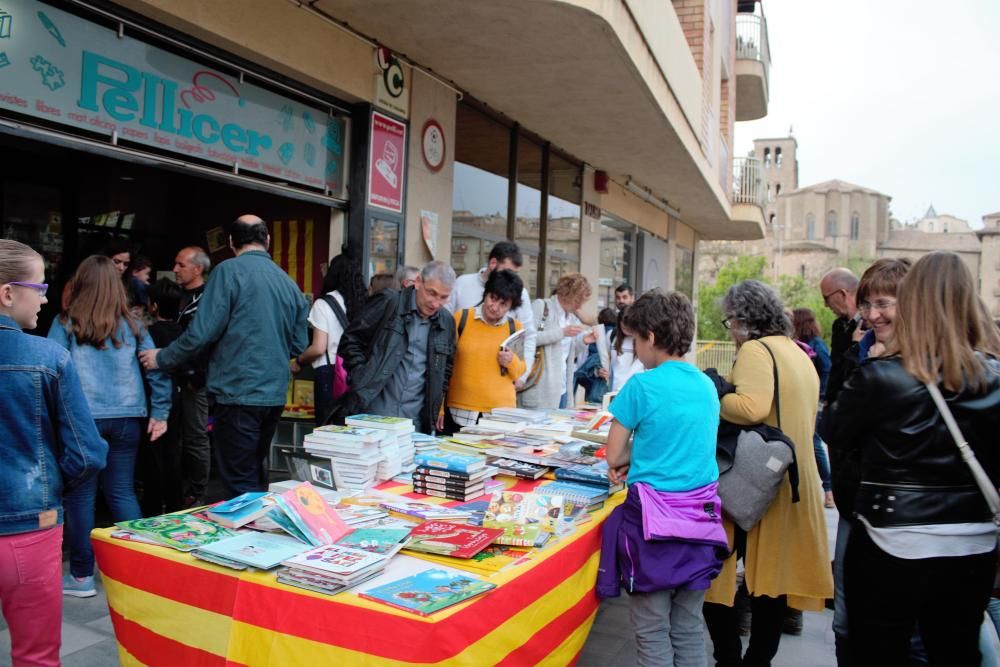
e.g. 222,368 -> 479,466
411,486 -> 485,501
491,535 -> 534,547
413,466 -> 473,481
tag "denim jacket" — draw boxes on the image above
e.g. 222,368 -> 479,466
0,315 -> 107,535
48,317 -> 172,421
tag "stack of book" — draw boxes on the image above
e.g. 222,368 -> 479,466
401,521 -> 503,559
346,414 -> 417,474
489,457 -> 549,480
303,425 -> 386,490
279,543 -> 389,595
378,499 -> 474,522
193,532 -> 312,570
412,450 -> 494,501
267,482 -> 352,546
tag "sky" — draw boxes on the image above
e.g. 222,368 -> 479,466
733,0 -> 1000,228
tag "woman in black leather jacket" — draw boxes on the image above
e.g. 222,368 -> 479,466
823,251 -> 1000,666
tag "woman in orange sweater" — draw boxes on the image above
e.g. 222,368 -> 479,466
447,269 -> 527,429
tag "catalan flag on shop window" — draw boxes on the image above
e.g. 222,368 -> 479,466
271,219 -> 317,296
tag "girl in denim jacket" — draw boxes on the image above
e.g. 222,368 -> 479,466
0,240 -> 107,666
48,255 -> 172,598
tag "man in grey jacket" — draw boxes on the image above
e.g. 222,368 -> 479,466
141,215 -> 308,497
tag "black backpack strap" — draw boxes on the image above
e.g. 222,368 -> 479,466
320,294 -> 349,330
457,308 -> 470,339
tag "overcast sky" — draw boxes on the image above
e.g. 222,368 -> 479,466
733,0 -> 1000,228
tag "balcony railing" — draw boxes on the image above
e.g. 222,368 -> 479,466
736,13 -> 771,87
731,156 -> 766,208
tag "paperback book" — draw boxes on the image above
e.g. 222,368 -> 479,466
345,414 -> 416,432
196,532 -> 311,569
489,457 -> 549,480
272,482 -> 352,546
358,568 -> 496,616
206,492 -> 275,528
402,521 -> 503,559
335,526 -> 413,556
482,491 -> 565,547
414,450 -> 486,474
282,543 -> 388,583
379,499 -> 473,522
115,514 -> 237,552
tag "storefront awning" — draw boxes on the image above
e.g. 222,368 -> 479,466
306,0 -> 760,241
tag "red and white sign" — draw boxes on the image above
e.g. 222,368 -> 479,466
368,111 -> 407,213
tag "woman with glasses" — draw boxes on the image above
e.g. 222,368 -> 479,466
703,280 -> 833,667
47,255 -> 172,599
0,240 -> 107,666
855,258 -> 912,360
822,252 -> 1000,664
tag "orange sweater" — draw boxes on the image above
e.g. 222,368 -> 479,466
447,311 -> 526,413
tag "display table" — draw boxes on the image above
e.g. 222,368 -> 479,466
93,479 -> 624,666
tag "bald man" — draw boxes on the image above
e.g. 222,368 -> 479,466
141,215 -> 308,497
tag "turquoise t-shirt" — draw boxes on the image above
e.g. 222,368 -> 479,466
609,360 -> 720,492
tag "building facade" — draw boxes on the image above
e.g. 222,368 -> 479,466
978,212 -> 1000,318
1,0 -> 775,330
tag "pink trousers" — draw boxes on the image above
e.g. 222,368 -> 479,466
0,525 -> 63,667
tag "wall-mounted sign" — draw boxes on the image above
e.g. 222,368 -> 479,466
368,111 -> 406,213
421,119 -> 445,172
0,0 -> 346,193
374,46 -> 408,118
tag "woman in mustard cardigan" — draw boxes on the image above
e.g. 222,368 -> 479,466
704,280 -> 833,666
446,269 -> 526,429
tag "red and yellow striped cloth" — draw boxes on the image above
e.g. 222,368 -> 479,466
93,479 -> 624,666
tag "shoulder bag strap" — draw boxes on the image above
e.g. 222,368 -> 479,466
457,308 -> 470,339
925,382 -> 1000,527
758,340 -> 781,430
320,294 -> 349,367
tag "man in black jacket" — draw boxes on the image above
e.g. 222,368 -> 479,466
336,261 -> 456,433
820,267 -> 863,405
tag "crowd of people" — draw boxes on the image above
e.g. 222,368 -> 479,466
1,213 -> 998,666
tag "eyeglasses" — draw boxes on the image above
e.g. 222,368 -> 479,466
8,281 -> 48,297
859,298 -> 896,314
721,317 -> 733,330
822,288 -> 845,305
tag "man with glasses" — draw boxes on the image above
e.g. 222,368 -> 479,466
819,268 -> 863,406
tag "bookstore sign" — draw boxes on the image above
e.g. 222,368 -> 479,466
0,0 -> 346,193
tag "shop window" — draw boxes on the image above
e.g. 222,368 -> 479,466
806,213 -> 816,240
515,136 -> 544,298
826,211 -> 838,237
674,244 -> 695,300
850,213 -> 860,240
369,219 -> 398,275
545,152 -> 582,293
452,104 -> 511,278
599,214 -> 634,309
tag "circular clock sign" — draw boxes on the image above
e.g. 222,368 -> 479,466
421,119 -> 446,172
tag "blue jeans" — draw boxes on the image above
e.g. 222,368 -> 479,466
64,417 -> 143,577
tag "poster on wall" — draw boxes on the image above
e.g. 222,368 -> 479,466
420,210 -> 438,259
367,111 -> 407,213
0,0 -> 346,194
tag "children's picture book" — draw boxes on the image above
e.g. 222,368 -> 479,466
206,492 -> 275,528
115,514 -> 237,551
379,500 -> 473,522
414,450 -> 486,474
273,482 -> 352,546
413,543 -> 534,574
346,414 -> 416,432
482,491 -> 565,547
335,527 -> 413,555
196,532 -> 311,569
402,521 -> 504,559
358,568 -> 496,616
283,544 -> 388,581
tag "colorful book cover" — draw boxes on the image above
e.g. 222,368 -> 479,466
402,521 -> 503,559
482,491 -> 565,547
196,532 -> 311,569
274,482 -> 352,546
413,544 -> 534,574
206,492 -> 275,528
283,543 -> 387,578
358,569 -> 496,616
414,450 -> 486,474
379,500 -> 472,521
345,414 -> 416,431
115,514 -> 237,551
335,527 -> 413,555
489,458 -> 549,480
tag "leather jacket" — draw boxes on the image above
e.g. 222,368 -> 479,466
822,353 -> 1000,527
335,287 -> 455,433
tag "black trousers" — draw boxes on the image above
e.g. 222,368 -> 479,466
704,591 -> 786,666
845,524 -> 995,667
212,404 -> 283,498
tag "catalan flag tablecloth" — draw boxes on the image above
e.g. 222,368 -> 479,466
93,479 -> 625,666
